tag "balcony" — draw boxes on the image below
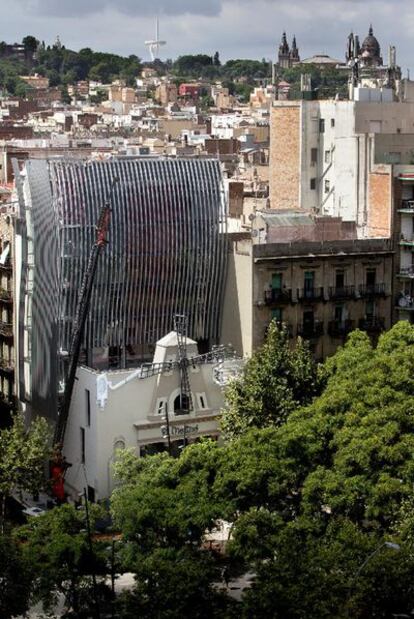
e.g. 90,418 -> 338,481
329,285 -> 355,300
264,288 -> 292,305
358,317 -> 385,333
0,358 -> 14,374
328,319 -> 355,337
400,236 -> 414,247
297,320 -> 324,339
0,322 -> 13,338
398,200 -> 414,213
0,289 -> 12,304
358,284 -> 386,297
297,287 -> 324,302
399,266 -> 414,278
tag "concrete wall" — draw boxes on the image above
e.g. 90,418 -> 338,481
221,237 -> 253,357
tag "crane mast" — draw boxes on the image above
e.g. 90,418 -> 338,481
53,178 -> 119,446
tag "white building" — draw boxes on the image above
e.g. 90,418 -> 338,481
63,332 -> 241,501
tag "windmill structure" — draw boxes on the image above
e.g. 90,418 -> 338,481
145,17 -> 166,61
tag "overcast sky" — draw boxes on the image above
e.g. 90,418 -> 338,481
2,0 -> 414,73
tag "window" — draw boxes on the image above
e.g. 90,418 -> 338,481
80,427 -> 85,464
324,179 -> 330,194
311,147 -> 318,166
271,273 -> 282,291
331,118 -> 335,127
335,270 -> 344,289
324,150 -> 331,164
319,118 -> 325,133
174,393 -> 190,415
366,300 -> 375,318
271,307 -> 282,321
388,152 -> 401,164
85,389 -> 90,427
304,271 -> 314,298
155,398 -> 167,415
310,178 -> 316,190
334,304 -> 344,322
366,269 -> 376,286
196,393 -> 208,410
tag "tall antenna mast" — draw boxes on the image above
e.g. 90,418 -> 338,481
145,17 -> 167,61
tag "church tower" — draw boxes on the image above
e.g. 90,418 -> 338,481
278,32 -> 291,68
290,35 -> 300,64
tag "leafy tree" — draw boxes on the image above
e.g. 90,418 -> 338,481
22,35 -> 39,54
213,51 -> 221,67
17,503 -> 110,616
111,445 -> 235,617
0,535 -> 33,619
108,322 -> 414,617
221,321 -> 321,440
173,54 -> 213,76
0,413 -> 51,531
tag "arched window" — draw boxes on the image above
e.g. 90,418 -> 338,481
174,393 -> 190,415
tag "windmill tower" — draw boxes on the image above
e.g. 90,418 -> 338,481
145,17 -> 166,61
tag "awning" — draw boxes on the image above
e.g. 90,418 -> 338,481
398,174 -> 414,182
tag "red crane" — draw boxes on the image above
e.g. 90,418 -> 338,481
51,177 -> 119,500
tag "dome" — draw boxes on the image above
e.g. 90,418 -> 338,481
361,25 -> 381,58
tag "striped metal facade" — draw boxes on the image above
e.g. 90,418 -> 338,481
18,157 -> 227,417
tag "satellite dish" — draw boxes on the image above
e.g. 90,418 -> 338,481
399,296 -> 409,307
248,213 -> 256,221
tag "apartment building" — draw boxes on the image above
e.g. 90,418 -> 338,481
269,89 -> 414,238
0,209 -> 15,426
222,229 -> 393,360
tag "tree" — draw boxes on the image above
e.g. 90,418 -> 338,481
22,35 -> 39,54
221,321 -> 321,440
108,322 -> 414,618
17,503 -> 110,616
111,445 -> 235,617
0,535 -> 33,618
0,413 -> 51,531
213,51 -> 221,67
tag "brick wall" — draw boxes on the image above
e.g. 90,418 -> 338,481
269,104 -> 301,209
368,169 -> 391,237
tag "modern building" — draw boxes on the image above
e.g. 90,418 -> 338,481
14,157 -> 227,423
63,331 -> 240,501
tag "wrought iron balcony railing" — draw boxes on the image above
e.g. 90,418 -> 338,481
328,319 -> 355,337
329,285 -> 355,300
297,320 -> 324,338
297,287 -> 324,302
358,317 -> 385,332
358,284 -> 386,297
264,289 -> 292,305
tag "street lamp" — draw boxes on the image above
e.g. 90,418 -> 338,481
355,541 -> 400,578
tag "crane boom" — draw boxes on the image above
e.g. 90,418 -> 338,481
53,178 -> 119,446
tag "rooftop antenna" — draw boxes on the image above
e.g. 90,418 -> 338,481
145,17 -> 166,61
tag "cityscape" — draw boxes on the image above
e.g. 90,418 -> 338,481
2,2 -> 414,617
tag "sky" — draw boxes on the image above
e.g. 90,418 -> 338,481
2,0 -> 414,73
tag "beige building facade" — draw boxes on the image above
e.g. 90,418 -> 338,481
222,234 -> 394,360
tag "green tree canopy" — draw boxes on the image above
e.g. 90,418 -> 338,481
221,321 -> 321,440
0,414 -> 51,531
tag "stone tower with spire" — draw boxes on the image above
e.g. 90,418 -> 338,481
278,32 -> 300,68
